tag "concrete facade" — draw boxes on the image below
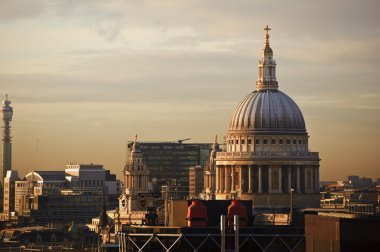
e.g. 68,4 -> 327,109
305,213 -> 380,252
3,170 -> 19,215
189,165 -> 204,198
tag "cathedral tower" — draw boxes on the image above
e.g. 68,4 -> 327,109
123,135 -> 150,211
203,135 -> 219,198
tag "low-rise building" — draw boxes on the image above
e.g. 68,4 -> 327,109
3,170 -> 19,216
189,165 -> 203,198
5,164 -> 120,225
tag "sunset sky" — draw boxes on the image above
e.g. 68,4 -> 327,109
1,0 -> 379,181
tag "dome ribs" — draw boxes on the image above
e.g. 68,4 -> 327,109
228,90 -> 306,133
248,91 -> 258,129
230,98 -> 245,129
240,92 -> 254,129
240,93 -> 253,129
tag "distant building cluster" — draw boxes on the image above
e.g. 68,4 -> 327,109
1,164 -> 120,225
348,175 -> 374,188
2,27 -> 380,251
319,175 -> 380,216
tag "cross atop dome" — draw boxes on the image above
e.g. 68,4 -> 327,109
264,25 -> 271,34
256,25 -> 278,91
264,25 -> 271,46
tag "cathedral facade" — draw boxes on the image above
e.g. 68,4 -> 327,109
205,26 -> 320,208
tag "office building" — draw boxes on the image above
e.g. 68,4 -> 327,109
3,170 -> 19,216
188,165 -> 204,198
126,139 -> 212,191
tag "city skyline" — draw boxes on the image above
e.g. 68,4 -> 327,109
0,1 -> 379,180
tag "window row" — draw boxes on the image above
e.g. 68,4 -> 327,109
228,138 -> 307,145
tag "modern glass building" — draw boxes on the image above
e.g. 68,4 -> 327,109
126,141 -> 212,192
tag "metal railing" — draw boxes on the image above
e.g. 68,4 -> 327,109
216,151 -> 319,159
118,215 -> 305,252
118,232 -> 304,252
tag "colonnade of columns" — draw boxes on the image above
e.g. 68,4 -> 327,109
125,173 -> 149,190
215,165 -> 319,194
204,171 -> 215,193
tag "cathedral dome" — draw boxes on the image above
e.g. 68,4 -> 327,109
229,89 -> 306,133
228,25 -> 306,134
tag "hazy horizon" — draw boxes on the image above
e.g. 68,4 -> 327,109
1,1 -> 379,181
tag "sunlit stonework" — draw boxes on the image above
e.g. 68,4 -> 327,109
204,26 -> 320,208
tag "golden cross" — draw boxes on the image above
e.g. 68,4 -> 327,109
264,25 -> 271,35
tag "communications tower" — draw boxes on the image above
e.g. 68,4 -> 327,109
1,94 -> 13,179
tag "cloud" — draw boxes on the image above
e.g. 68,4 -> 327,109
350,105 -> 380,110
0,0 -> 47,21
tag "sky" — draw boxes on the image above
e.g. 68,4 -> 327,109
0,0 -> 379,181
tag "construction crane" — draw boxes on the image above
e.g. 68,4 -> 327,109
178,138 -> 191,144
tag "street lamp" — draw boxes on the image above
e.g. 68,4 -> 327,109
290,188 -> 295,225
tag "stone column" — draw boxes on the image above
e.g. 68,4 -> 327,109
221,166 -> 225,193
248,166 -> 253,193
239,166 -> 243,192
231,166 -> 235,192
304,167 -> 308,192
308,167 -> 314,192
278,166 -> 282,193
258,165 -> 262,193
224,166 -> 228,193
268,166 -> 272,193
203,173 -> 206,189
315,166 -> 320,193
216,167 -> 220,193
297,166 -> 301,193
288,166 -> 292,192
207,174 -> 209,189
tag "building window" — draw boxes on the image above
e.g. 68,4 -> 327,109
248,139 -> 252,144
241,139 -> 245,144
279,139 -> 283,144
293,139 -> 296,144
263,139 -> 268,144
255,139 -> 260,144
286,139 -> 290,144
271,139 -> 275,144
236,139 -> 239,144
299,139 -> 302,144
